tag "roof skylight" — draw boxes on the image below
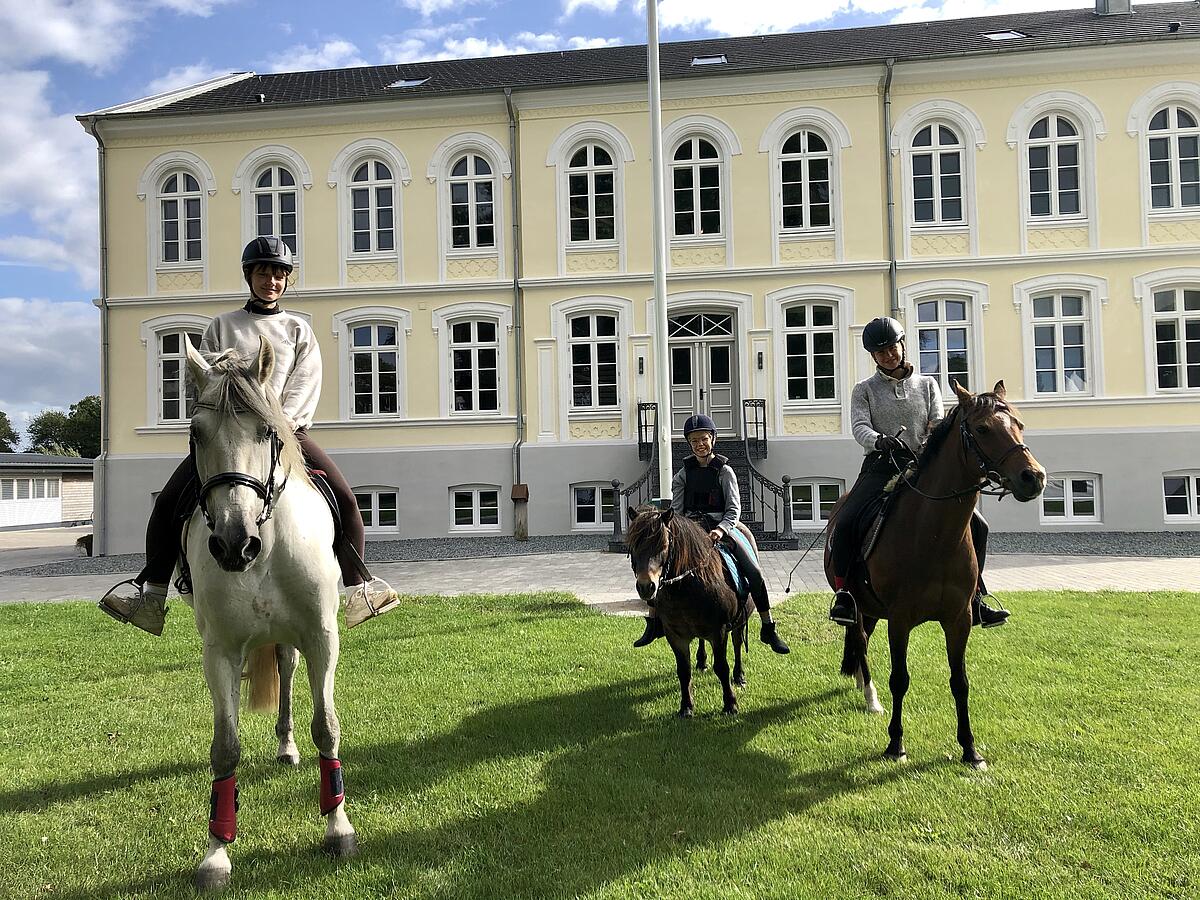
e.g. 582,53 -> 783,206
388,77 -> 430,88
982,30 -> 1027,41
691,54 -> 727,66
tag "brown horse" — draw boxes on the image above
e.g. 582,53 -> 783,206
824,380 -> 1045,769
626,506 -> 753,717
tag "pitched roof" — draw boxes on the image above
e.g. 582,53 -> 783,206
0,453 -> 94,470
104,3 -> 1200,119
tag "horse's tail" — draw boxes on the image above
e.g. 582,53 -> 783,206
246,643 -> 280,712
840,613 -> 869,679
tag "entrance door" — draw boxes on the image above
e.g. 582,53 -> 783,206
668,312 -> 738,435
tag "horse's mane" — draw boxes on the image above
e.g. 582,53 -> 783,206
918,390 -> 1012,472
201,350 -> 308,481
626,505 -> 723,580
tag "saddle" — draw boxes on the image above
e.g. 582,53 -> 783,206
714,542 -> 750,603
857,463 -> 916,564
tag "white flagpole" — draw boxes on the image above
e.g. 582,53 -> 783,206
647,0 -> 673,505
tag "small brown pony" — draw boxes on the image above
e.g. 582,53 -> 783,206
824,380 -> 1045,769
626,506 -> 754,717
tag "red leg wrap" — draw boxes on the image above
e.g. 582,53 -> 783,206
319,756 -> 345,816
208,774 -> 238,843
834,576 -> 846,590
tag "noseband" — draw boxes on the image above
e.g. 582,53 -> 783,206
959,408 -> 1029,495
192,402 -> 288,530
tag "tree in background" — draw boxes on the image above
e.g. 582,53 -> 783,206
26,395 -> 100,458
0,410 -> 18,453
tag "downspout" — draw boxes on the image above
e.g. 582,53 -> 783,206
882,58 -> 899,318
86,115 -> 110,556
504,88 -> 529,539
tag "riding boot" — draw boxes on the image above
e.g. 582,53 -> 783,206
633,616 -> 663,648
972,591 -> 1010,628
829,589 -> 857,626
759,622 -> 790,654
98,579 -> 168,636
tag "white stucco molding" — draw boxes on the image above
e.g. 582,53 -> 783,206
662,113 -> 743,157
545,120 -> 636,167
890,99 -> 986,155
1126,81 -> 1200,136
331,306 -> 414,421
232,144 -> 314,193
327,138 -> 413,187
1007,90 -> 1108,149
431,300 -> 515,417
139,313 -> 211,427
758,106 -> 852,153
137,149 -> 217,199
425,132 -> 512,183
1011,274 -> 1108,399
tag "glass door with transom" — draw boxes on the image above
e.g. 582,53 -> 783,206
669,312 -> 738,435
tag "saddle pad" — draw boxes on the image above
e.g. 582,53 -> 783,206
859,472 -> 906,563
715,542 -> 750,602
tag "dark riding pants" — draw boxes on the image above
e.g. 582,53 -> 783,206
137,429 -> 367,588
830,451 -> 990,587
723,522 -> 770,614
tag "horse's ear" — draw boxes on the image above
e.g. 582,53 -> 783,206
992,379 -> 1007,399
184,338 -> 211,388
661,507 -> 674,525
951,379 -> 972,405
250,335 -> 276,387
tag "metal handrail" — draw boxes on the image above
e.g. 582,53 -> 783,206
742,398 -> 767,459
636,402 -> 657,462
610,441 -> 658,545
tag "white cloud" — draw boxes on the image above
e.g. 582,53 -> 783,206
890,0 -> 1087,24
0,297 -> 99,431
399,0 -> 486,16
563,0 -> 622,16
381,29 -> 621,64
143,63 -> 233,97
263,38 -> 369,73
0,70 -> 98,287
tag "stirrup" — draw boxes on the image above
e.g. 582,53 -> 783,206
829,589 -> 857,626
974,593 -> 1010,629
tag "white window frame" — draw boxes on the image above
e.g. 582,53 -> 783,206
1146,104 -> 1200,213
331,307 -> 412,421
353,486 -> 400,535
449,484 -> 502,532
139,314 -> 211,428
567,311 -> 621,412
1127,82 -> 1200,245
426,132 -> 511,281
766,285 -> 854,431
899,280 -> 989,398
669,135 -> 726,240
779,300 -> 839,406
1012,275 -> 1107,401
565,144 -> 618,245
571,482 -> 617,531
547,121 -> 634,275
1040,472 -> 1102,524
137,150 -> 216,294
1163,470 -> 1200,522
789,478 -> 844,530
432,301 -> 512,419
327,138 -> 411,285
1133,268 -> 1200,396
661,115 -> 741,265
891,100 -> 985,258
550,295 -> 633,435
1008,92 -> 1105,252
232,144 -> 312,284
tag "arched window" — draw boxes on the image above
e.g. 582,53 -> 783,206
671,137 -> 723,237
781,301 -> 837,402
911,124 -> 963,224
568,312 -> 619,409
159,170 -> 202,263
449,154 -> 496,250
450,318 -> 500,414
779,129 -> 832,231
251,164 -> 298,254
1028,114 -> 1083,218
567,144 -> 616,243
350,159 -> 396,254
1148,104 -> 1200,211
916,296 -> 973,392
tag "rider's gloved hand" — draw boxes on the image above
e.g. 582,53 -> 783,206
875,433 -> 906,455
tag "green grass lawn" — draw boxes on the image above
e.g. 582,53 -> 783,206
1,591 -> 1197,899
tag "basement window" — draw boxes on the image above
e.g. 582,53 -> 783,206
982,30 -> 1027,41
388,78 -> 429,89
691,54 -> 727,66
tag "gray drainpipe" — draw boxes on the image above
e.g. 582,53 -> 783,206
882,58 -> 899,318
86,115 -> 110,556
504,88 -> 529,539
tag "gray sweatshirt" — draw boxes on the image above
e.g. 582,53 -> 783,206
201,306 -> 322,430
670,457 -> 742,535
850,369 -> 944,454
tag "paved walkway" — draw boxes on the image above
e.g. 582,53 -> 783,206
0,525 -> 1194,610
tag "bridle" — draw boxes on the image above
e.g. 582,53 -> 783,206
629,515 -> 700,589
191,402 -> 289,530
891,404 -> 1029,502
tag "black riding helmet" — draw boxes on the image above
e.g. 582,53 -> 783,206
682,414 -> 718,439
241,236 -> 294,277
862,316 -> 905,353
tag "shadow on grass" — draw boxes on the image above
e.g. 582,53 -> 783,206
0,758 -> 209,815
57,675 -> 926,899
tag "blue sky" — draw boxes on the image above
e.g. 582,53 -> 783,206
0,0 -> 1084,446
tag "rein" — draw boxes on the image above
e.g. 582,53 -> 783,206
890,406 -> 1028,503
192,401 -> 289,530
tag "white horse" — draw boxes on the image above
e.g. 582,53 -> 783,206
183,337 -> 356,891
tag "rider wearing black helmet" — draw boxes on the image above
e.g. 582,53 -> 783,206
827,317 -> 1009,629
633,413 -> 791,654
99,237 -> 401,636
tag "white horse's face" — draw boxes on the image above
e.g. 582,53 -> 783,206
186,338 -> 279,572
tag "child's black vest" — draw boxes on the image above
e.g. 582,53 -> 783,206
683,454 -> 730,517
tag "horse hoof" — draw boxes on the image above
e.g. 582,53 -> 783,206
966,758 -> 988,772
866,702 -> 886,716
194,865 -> 231,892
734,676 -> 747,687
722,705 -> 738,716
323,832 -> 359,859
276,752 -> 300,766
678,708 -> 693,719
883,750 -> 908,763
696,662 -> 708,672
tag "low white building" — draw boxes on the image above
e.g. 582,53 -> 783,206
0,454 -> 94,530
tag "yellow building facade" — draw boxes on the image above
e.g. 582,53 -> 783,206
82,5 -> 1200,554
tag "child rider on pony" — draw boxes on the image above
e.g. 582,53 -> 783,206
827,316 -> 1009,630
633,413 -> 791,655
98,236 -> 401,636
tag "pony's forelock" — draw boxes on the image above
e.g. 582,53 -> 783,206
625,506 -> 722,579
